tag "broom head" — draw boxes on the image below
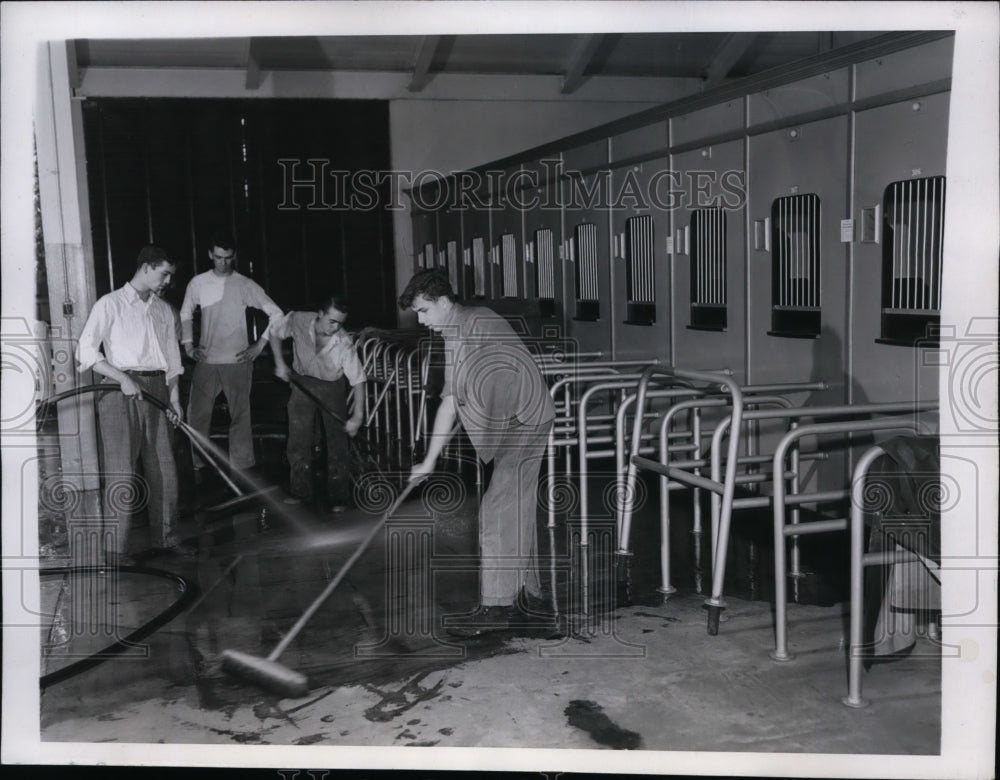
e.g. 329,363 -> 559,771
220,649 -> 310,698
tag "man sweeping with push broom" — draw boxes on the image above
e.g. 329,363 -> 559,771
400,269 -> 557,638
269,295 -> 367,513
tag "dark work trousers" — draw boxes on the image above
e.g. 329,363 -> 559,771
96,373 -> 180,555
286,373 -> 351,504
478,419 -> 553,606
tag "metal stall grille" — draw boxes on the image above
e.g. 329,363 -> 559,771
534,228 -> 556,317
574,222 -> 600,321
472,236 -> 487,297
501,233 -> 518,297
770,193 -> 821,337
463,245 -> 473,298
690,207 -> 728,330
447,240 -> 458,290
625,214 -> 655,325
879,176 -> 946,345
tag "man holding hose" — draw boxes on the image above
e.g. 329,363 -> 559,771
76,245 -> 191,567
399,269 -> 556,637
270,295 -> 366,512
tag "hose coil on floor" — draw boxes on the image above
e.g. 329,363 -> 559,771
37,385 -> 199,689
39,565 -> 198,689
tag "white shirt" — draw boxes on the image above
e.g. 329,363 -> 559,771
272,311 -> 366,385
179,270 -> 283,363
76,282 -> 183,382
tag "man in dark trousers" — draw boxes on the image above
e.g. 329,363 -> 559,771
270,295 -> 367,512
399,269 -> 555,636
76,245 -> 192,566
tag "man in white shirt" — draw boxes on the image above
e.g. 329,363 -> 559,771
76,245 -> 189,566
270,296 -> 366,511
180,231 -> 283,473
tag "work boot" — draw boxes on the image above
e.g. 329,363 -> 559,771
514,586 -> 555,617
444,605 -> 510,638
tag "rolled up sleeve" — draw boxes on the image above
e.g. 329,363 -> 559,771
343,348 -> 367,386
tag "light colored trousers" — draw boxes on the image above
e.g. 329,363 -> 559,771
478,420 -> 552,606
97,374 -> 179,554
187,361 -> 256,469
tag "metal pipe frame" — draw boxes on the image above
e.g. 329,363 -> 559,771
637,395 -> 794,597
697,401 -> 930,637
622,365 -> 743,632
404,347 -> 420,453
544,372 -> 647,531
539,358 -> 661,377
617,395 -> 720,555
622,376 -> 840,631
576,376 -> 713,616
579,381 -> 702,541
770,411 -> 935,661
843,442 -> 931,708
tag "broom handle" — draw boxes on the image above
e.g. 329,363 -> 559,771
288,373 -> 347,426
267,478 -> 421,662
289,372 -> 380,473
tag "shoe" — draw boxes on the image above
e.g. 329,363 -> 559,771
514,586 -> 555,617
445,605 -> 510,638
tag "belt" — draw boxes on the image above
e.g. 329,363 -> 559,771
125,369 -> 166,377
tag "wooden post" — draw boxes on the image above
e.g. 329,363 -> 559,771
35,41 -> 103,526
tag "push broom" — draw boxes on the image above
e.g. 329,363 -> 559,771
220,476 -> 421,697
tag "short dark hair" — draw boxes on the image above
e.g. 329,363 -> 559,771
208,230 -> 236,252
136,245 -> 174,271
398,268 -> 455,310
316,295 -> 349,316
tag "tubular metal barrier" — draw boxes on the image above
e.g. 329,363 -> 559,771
622,365 -> 745,632
539,359 -> 673,618
575,380 -> 707,613
619,394 -> 798,598
842,440 -> 939,708
357,332 -> 429,476
694,402 -> 931,636
767,408 -> 936,660
621,366 -> 828,621
544,366 -> 653,529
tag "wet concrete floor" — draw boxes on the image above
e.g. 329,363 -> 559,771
38,467 -> 941,753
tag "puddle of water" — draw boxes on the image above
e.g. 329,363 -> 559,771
564,699 -> 642,750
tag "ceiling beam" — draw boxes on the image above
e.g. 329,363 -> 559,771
561,34 -> 607,95
701,33 -> 758,88
408,36 -> 445,93
244,37 -> 262,90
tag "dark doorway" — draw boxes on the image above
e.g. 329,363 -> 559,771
81,98 -> 397,327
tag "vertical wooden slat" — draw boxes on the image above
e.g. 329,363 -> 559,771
185,124 -> 199,276
97,106 -> 116,291
143,118 -> 154,244
252,111 -> 271,296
